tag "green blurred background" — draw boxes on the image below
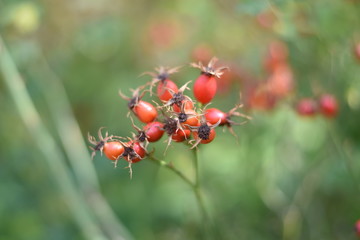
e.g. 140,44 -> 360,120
1,0 -> 360,239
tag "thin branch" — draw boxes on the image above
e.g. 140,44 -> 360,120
147,154 -> 194,188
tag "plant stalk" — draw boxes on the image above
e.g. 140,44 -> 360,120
0,35 -> 108,240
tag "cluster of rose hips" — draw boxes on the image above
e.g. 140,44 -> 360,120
88,58 -> 249,177
295,94 -> 339,118
191,42 -> 340,119
248,41 -> 294,110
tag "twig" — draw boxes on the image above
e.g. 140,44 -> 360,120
147,154 -> 194,188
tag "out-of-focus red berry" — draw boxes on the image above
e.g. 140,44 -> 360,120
318,94 -> 338,118
215,65 -> 236,95
247,85 -> 277,111
296,98 -> 317,116
143,122 -> 164,142
264,41 -> 289,72
267,63 -> 294,97
355,219 -> 360,237
256,10 -> 277,29
148,20 -> 183,49
191,44 -> 213,63
354,43 -> 360,61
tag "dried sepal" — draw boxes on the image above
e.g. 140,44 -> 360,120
190,57 -> 229,78
161,116 -> 189,155
116,140 -> 146,179
187,118 -> 221,149
87,127 -> 114,159
162,81 -> 192,107
142,66 -> 181,95
224,104 -> 251,140
129,116 -> 149,149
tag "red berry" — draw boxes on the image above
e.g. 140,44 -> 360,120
191,57 -> 227,105
267,63 -> 294,97
354,43 -> 360,61
355,219 -> 360,237
318,94 -> 338,118
205,108 -> 227,125
173,100 -> 193,112
181,109 -> 199,127
133,100 -> 158,123
264,41 -> 288,72
193,126 -> 216,144
191,44 -> 213,63
215,67 -> 235,95
193,74 -> 217,104
120,88 -> 158,123
157,79 -> 178,101
143,121 -> 164,142
296,98 -> 317,116
131,142 -> 146,163
256,10 -> 276,29
171,129 -> 191,142
247,85 -> 277,111
103,142 -> 125,161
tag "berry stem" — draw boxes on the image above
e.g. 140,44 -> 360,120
147,154 -> 194,188
192,147 -> 217,239
147,150 -> 210,224
192,148 -> 207,219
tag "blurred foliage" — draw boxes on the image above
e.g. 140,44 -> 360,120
1,0 -> 360,239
